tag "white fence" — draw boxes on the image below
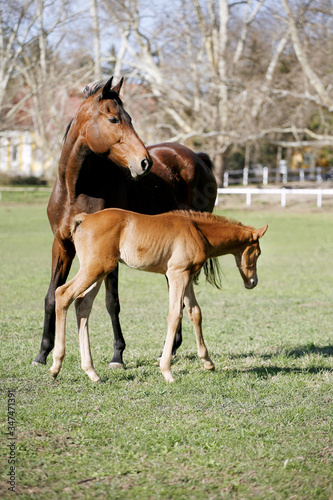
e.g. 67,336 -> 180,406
216,187 -> 333,208
1,186 -> 333,209
223,166 -> 325,186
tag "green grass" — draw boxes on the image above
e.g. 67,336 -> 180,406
0,199 -> 332,499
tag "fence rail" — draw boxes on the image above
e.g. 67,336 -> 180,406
1,186 -> 333,209
223,166 -> 327,186
0,186 -> 52,201
216,187 -> 333,207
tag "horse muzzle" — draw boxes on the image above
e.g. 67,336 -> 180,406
244,277 -> 258,289
129,156 -> 152,178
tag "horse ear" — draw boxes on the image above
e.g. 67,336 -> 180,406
102,76 -> 114,99
253,224 -> 268,240
112,77 -> 124,96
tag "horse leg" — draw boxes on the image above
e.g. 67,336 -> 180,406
74,280 -> 103,382
50,269 -> 101,379
184,281 -> 214,371
157,277 -> 183,361
105,266 -> 126,369
160,271 -> 189,383
168,276 -> 183,354
33,238 -> 75,365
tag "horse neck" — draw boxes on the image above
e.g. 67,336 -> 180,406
58,129 -> 90,200
196,219 -> 252,257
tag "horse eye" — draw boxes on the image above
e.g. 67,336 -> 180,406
109,117 -> 119,124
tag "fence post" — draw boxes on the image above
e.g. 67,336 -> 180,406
263,167 -> 268,185
317,190 -> 322,208
279,159 -> 287,183
223,171 -> 229,187
316,167 -> 322,184
299,169 -> 305,182
243,167 -> 248,186
246,191 -> 252,206
281,188 -> 287,207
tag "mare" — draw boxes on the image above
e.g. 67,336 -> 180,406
50,209 -> 268,383
33,76 -> 217,369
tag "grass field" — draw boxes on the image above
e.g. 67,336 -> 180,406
0,196 -> 332,499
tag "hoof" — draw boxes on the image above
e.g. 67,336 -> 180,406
49,366 -> 59,379
31,359 -> 46,366
161,370 -> 175,383
109,362 -> 125,370
203,360 -> 215,371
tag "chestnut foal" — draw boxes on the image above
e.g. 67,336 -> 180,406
50,209 -> 267,383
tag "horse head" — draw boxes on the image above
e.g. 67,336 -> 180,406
76,76 -> 152,178
234,225 -> 268,289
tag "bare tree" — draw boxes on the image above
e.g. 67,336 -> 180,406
2,0 -> 333,180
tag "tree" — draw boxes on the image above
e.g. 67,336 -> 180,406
2,0 -> 333,181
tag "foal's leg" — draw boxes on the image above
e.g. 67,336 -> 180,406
75,280 -> 103,382
105,266 -> 126,369
184,282 -> 214,371
160,271 -> 189,383
50,269 -> 100,379
33,238 -> 75,365
158,277 -> 183,361
166,275 -> 183,354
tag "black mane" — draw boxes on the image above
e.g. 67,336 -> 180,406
83,80 -> 104,97
84,80 -> 123,104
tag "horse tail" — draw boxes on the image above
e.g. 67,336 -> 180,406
70,213 -> 87,238
193,257 -> 222,290
197,152 -> 214,171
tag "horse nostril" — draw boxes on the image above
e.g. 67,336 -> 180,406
141,158 -> 150,171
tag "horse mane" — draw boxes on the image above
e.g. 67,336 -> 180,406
173,210 -> 254,231
174,210 -> 256,290
84,80 -> 123,104
83,80 -> 105,97
63,119 -> 73,142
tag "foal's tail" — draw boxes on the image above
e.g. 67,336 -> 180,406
70,213 -> 87,238
194,258 -> 222,290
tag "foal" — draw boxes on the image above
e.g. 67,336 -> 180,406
50,209 -> 267,383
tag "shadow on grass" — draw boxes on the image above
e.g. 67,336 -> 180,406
225,365 -> 333,379
229,343 -> 333,360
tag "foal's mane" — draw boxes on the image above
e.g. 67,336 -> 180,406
174,210 -> 255,231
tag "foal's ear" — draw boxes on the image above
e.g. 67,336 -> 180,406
112,77 -> 124,96
253,224 -> 268,240
102,76 -> 114,99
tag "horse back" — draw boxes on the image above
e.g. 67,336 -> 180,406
148,143 -> 217,212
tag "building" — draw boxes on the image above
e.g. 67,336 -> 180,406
0,130 -> 46,177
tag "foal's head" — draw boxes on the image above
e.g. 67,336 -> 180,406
234,225 -> 268,289
72,76 -> 152,177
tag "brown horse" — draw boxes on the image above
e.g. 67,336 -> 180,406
33,77 -> 217,368
50,209 -> 267,383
